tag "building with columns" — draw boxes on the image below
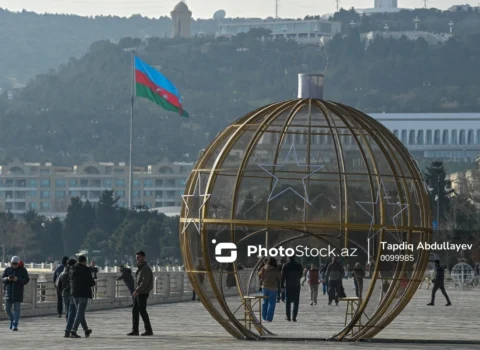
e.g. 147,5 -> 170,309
171,1 -> 192,38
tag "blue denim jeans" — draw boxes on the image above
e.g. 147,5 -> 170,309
262,288 -> 278,322
5,301 -> 21,328
67,297 -> 89,333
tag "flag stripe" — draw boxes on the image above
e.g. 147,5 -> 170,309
136,83 -> 189,118
135,70 -> 181,108
134,56 -> 180,99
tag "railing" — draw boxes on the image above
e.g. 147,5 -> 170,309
0,269 -> 257,320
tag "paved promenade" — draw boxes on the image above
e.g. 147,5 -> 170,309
1,286 -> 479,349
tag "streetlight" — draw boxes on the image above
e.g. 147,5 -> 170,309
413,17 -> 420,31
384,24 -> 389,32
427,180 -> 454,233
448,20 -> 454,34
350,20 -> 356,28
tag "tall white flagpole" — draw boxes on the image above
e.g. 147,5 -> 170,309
128,50 -> 135,209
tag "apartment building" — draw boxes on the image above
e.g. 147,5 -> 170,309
0,161 -> 193,217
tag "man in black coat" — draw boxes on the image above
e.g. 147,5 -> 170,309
1,256 -> 30,331
53,256 -> 69,318
68,255 -> 96,338
427,260 -> 452,306
281,256 -> 303,322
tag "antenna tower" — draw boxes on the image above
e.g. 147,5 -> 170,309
275,0 -> 279,19
336,0 -> 340,12
423,0 -> 427,8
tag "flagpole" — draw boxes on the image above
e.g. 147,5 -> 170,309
128,50 -> 135,209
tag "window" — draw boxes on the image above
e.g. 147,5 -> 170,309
70,191 -> 79,197
27,191 -> 37,197
417,130 -> 424,145
401,130 -> 407,144
116,190 -> 125,198
69,179 -> 77,187
144,191 -> 153,196
133,179 -> 140,187
55,179 -> 66,187
133,190 -> 140,198
426,130 -> 432,145
459,130 -> 466,145
393,130 -> 399,138
40,191 -> 50,199
41,202 -> 50,210
442,130 -> 449,145
115,179 -> 125,187
409,130 -> 415,145
467,130 -> 474,145
103,179 -> 113,187
40,179 -> 50,188
179,179 -> 186,186
144,179 -> 153,187
434,130 -> 440,145
29,202 -> 37,209
451,130 -> 457,144
28,179 -> 37,187
55,191 -> 65,198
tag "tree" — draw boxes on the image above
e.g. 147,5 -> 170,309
42,217 -> 65,260
63,197 -> 87,255
0,212 -> 16,262
423,161 -> 453,228
83,228 -> 106,251
82,200 -> 96,234
135,217 -> 165,259
14,221 -> 38,261
96,190 -> 120,236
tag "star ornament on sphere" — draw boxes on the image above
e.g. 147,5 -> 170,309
355,180 -> 409,244
181,176 -> 211,236
258,143 -> 325,205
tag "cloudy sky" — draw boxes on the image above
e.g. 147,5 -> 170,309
1,0 -> 477,19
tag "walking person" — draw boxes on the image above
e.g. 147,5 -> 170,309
258,257 -> 281,322
60,258 -> 91,338
53,256 -> 69,318
281,256 -> 303,322
277,258 -> 286,303
325,256 -> 345,306
427,260 -> 452,307
128,251 -> 154,336
320,262 -> 330,296
1,256 -> 30,331
301,264 -> 310,286
353,262 -> 365,299
68,255 -> 96,338
307,264 -> 321,305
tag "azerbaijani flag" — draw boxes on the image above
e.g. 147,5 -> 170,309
135,56 -> 189,117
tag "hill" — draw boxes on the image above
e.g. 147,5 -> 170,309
1,27 -> 480,165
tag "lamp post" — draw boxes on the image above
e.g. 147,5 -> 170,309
414,17 -> 420,31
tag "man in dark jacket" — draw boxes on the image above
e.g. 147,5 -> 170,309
53,256 -> 69,318
59,258 -> 91,338
117,265 -> 135,295
127,251 -> 154,336
326,256 -> 345,306
281,256 -> 303,322
68,255 -> 96,338
277,258 -> 287,303
427,260 -> 452,306
1,256 -> 30,331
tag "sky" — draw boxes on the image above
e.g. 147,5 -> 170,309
1,0 -> 479,19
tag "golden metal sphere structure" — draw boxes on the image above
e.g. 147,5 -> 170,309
180,95 -> 432,341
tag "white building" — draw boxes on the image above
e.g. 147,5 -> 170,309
216,19 -> 341,45
363,31 -> 451,46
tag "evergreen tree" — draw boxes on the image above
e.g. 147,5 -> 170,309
63,197 -> 87,255
96,190 -> 120,236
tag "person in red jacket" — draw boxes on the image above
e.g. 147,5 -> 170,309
307,264 -> 321,305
